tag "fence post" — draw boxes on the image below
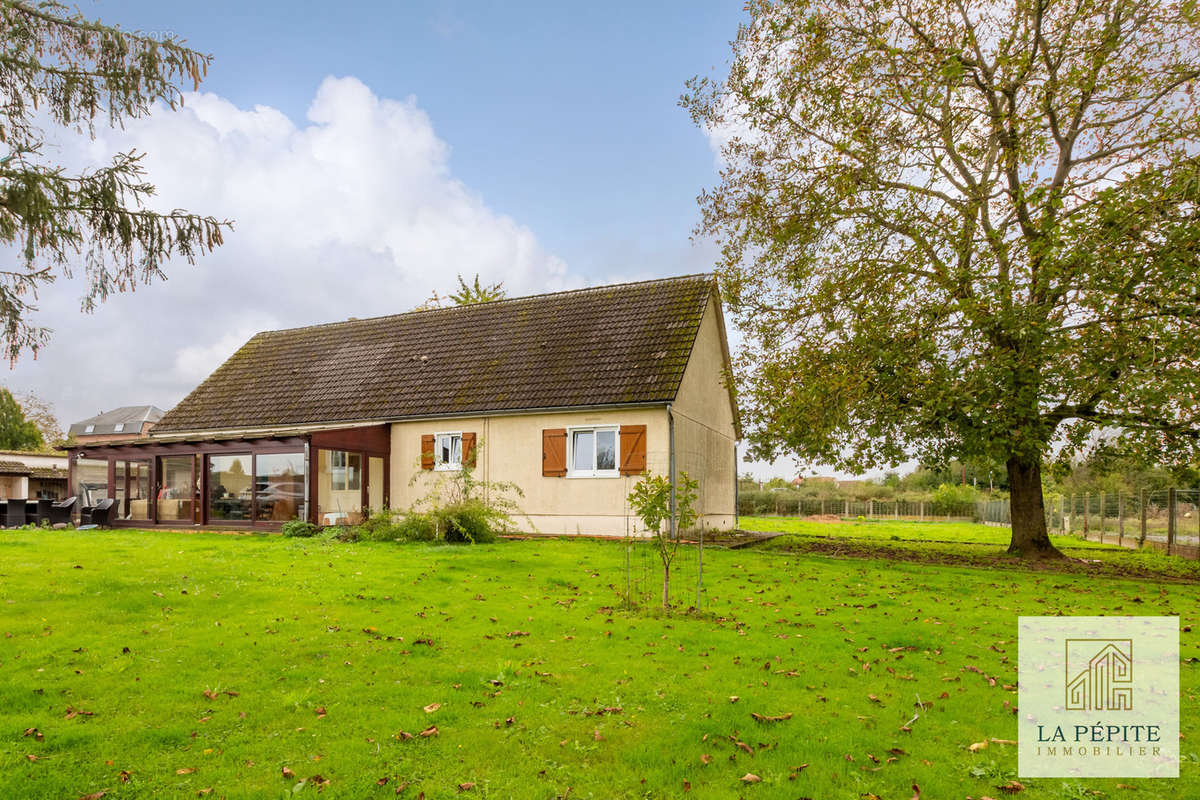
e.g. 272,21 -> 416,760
1139,488 -> 1148,547
820,498 -> 825,516
1065,494 -> 1072,536
1099,492 -> 1106,542
1168,488 -> 1177,554
895,501 -> 900,521
1083,493 -> 1089,539
1118,493 -> 1125,547
868,499 -> 874,519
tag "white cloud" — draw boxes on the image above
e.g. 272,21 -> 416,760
5,76 -> 574,428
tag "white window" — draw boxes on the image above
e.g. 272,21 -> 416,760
113,423 -> 125,432
84,424 -> 95,433
567,426 -> 618,477
435,432 -> 462,470
330,450 -> 361,491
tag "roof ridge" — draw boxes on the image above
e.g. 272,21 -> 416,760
257,272 -> 715,337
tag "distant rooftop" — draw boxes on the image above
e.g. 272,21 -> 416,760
68,405 -> 165,437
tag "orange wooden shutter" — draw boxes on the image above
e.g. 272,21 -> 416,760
619,425 -> 647,476
542,428 -> 567,477
420,434 -> 435,470
462,432 -> 477,468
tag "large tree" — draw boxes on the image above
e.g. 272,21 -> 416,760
0,0 -> 229,359
684,0 -> 1200,557
0,387 -> 42,450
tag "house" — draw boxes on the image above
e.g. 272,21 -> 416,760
69,406 -> 164,443
0,450 -> 69,500
66,274 -> 739,535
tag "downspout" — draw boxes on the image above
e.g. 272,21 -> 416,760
303,440 -> 312,523
734,441 -> 739,530
667,403 -> 676,539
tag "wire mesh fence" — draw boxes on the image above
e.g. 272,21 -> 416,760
1044,489 -> 1200,558
618,537 -> 705,612
737,495 -> 978,521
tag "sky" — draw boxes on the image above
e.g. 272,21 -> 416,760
4,0 -> 822,480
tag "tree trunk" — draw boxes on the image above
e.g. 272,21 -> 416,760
662,562 -> 671,609
1006,453 -> 1063,559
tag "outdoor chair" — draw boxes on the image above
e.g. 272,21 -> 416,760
49,497 -> 76,526
80,498 -> 117,527
6,498 -> 27,527
34,499 -> 53,525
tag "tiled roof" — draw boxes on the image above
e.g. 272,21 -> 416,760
0,459 -> 30,475
68,405 -> 164,436
154,274 -> 717,434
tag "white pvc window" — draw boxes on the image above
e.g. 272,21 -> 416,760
113,423 -> 125,432
567,426 -> 618,477
84,425 -> 95,433
330,450 -> 361,491
435,432 -> 462,470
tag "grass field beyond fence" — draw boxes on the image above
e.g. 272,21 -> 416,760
0,528 -> 1196,799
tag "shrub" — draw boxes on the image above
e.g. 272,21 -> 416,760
357,510 -> 406,542
432,499 -> 499,544
281,519 -> 317,538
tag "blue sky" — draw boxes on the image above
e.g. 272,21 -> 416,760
96,0 -> 742,278
8,1 -> 814,479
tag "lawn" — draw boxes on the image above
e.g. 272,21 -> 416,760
1,528 -> 1196,799
738,515 -> 1112,549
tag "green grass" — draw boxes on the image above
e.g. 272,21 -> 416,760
0,528 -> 1197,799
739,515 -> 1111,548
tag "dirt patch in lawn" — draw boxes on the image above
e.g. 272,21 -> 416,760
760,535 -> 1200,583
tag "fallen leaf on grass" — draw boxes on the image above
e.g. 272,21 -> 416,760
700,754 -> 711,765
750,712 -> 793,723
419,726 -> 439,737
25,754 -> 39,762
729,695 -> 739,703
118,771 -> 132,783
424,703 -> 441,713
458,782 -> 476,791
997,780 -> 1025,794
990,737 -> 1017,745
77,793 -> 106,800
23,727 -> 43,741
281,767 -> 295,779
315,706 -> 327,718
968,740 -> 989,752
1115,784 -> 1137,790
176,768 -> 196,775
740,773 -> 761,783
911,783 -> 921,800
310,774 -> 330,788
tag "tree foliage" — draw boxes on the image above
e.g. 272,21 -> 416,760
13,389 -> 62,446
683,0 -> 1200,556
0,0 -> 230,359
449,274 -> 506,305
628,471 -> 699,609
0,387 -> 42,450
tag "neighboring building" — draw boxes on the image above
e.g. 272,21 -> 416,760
69,406 -> 164,443
0,450 -> 69,500
67,275 -> 739,534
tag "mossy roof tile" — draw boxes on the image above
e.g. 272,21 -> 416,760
154,274 -> 716,434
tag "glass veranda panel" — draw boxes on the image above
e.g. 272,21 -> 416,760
209,455 -> 252,521
254,452 -> 305,522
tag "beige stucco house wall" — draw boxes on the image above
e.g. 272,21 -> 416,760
387,294 -> 738,537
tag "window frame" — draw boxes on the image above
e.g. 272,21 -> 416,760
330,450 -> 361,491
566,425 -> 620,478
113,423 -> 125,433
434,431 -> 463,471
84,424 -> 95,434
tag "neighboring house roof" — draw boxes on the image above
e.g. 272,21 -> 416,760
155,274 -> 719,435
29,466 -> 68,480
68,406 -> 164,436
0,459 -> 31,475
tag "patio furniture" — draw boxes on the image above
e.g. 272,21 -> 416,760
80,498 -> 117,527
49,497 -> 76,526
33,499 -> 52,525
6,498 -> 27,527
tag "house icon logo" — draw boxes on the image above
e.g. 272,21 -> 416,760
1065,639 -> 1133,711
